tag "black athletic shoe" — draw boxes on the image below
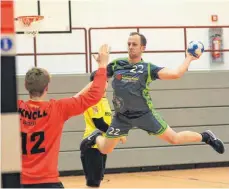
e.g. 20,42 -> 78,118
80,130 -> 102,152
203,130 -> 225,154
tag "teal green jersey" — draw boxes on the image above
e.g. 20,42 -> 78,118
107,57 -> 163,116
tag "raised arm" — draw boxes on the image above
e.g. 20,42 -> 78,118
157,53 -> 199,80
58,44 -> 110,121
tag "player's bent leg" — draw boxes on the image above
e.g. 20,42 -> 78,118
96,136 -> 120,154
80,114 -> 131,154
96,125 -> 128,154
145,109 -> 203,144
96,118 -> 130,154
80,130 -> 125,154
142,110 -> 225,154
157,126 -> 225,154
157,125 -> 202,144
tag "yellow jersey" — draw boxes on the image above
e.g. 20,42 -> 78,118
83,97 -> 112,148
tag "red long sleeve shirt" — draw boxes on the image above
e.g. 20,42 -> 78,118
18,68 -> 107,184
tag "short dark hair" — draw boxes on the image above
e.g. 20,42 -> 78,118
90,71 -> 96,81
25,67 -> 50,97
129,32 -> 147,46
90,70 -> 108,83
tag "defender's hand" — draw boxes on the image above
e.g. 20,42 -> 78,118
93,44 -> 110,68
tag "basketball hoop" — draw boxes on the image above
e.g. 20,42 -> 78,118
15,15 -> 44,37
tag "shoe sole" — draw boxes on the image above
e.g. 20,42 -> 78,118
215,138 -> 225,154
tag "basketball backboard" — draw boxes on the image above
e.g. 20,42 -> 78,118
15,0 -> 72,34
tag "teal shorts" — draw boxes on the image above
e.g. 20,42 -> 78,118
105,110 -> 168,138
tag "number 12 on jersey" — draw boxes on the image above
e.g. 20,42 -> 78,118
21,131 -> 45,155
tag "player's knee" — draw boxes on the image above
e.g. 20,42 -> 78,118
86,180 -> 101,187
159,128 -> 180,145
168,138 -> 180,145
100,147 -> 114,154
162,134 -> 180,144
99,137 -> 119,154
168,134 -> 182,145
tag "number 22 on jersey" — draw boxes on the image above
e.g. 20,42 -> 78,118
130,65 -> 144,73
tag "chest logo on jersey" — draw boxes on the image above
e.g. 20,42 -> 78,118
115,64 -> 144,83
116,74 -> 122,80
115,74 -> 139,83
105,112 -> 112,116
18,108 -> 48,120
92,106 -> 98,114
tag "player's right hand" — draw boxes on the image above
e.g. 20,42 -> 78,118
186,50 -> 199,61
93,44 -> 110,68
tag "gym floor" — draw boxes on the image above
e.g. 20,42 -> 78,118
60,167 -> 229,188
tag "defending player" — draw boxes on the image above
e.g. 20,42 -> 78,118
19,44 -> 109,188
80,32 -> 225,156
81,71 -> 126,187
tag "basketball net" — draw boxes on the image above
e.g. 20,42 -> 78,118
16,16 -> 44,37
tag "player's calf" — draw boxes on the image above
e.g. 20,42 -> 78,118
158,127 -> 225,154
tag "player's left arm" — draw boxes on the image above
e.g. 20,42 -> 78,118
156,53 -> 198,80
92,118 -> 109,133
87,104 -> 109,132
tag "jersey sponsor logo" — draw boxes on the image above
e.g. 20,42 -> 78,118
115,74 -> 122,80
18,108 -> 48,120
121,75 -> 139,82
92,106 -> 99,114
115,74 -> 139,83
22,120 -> 36,126
105,112 -> 112,116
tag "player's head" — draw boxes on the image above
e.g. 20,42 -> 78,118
89,71 -> 97,82
90,71 -> 108,92
25,67 -> 51,98
127,32 -> 147,59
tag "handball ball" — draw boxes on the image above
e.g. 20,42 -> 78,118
187,41 -> 204,58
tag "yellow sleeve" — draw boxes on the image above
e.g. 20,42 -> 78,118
87,102 -> 103,119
